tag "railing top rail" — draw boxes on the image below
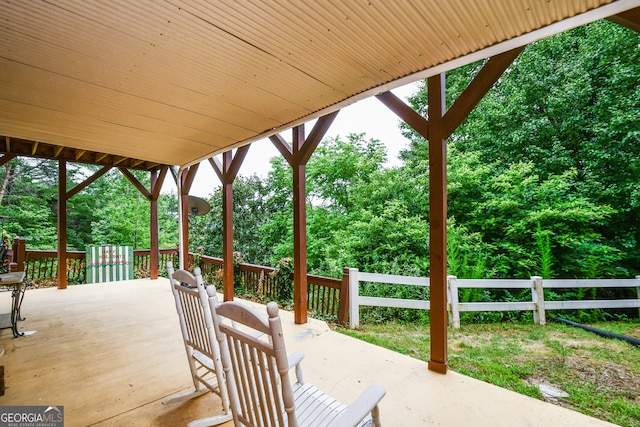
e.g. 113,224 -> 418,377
26,250 -> 85,259
357,271 -> 430,287
238,262 -> 275,274
200,255 -> 223,266
307,274 -> 341,289
543,278 -> 640,288
132,248 -> 178,255
454,279 -> 533,289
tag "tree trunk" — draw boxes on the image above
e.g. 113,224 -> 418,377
0,164 -> 12,205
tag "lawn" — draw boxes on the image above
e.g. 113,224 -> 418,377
336,319 -> 640,427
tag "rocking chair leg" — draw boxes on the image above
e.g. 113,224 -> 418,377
187,413 -> 233,427
162,387 -> 210,405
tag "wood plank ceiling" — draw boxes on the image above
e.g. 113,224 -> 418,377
1,0 -> 637,171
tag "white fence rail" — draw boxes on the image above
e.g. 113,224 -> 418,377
347,268 -> 640,328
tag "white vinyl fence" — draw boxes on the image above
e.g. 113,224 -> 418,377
347,268 -> 640,328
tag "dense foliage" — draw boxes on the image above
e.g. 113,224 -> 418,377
1,21 -> 638,318
0,163 -> 179,251
402,20 -> 639,280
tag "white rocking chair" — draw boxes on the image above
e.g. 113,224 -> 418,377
209,293 -> 386,427
164,261 -> 232,427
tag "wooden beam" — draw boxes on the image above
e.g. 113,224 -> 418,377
66,166 -> 112,199
113,156 -> 127,165
169,166 -> 179,186
608,6 -> 640,32
208,157 -> 223,182
443,47 -> 523,137
427,74 -> 448,374
269,134 -> 294,164
181,164 -> 199,195
299,111 -> 339,164
226,145 -> 251,180
95,153 -> 109,163
0,154 -> 17,167
151,166 -> 168,200
0,137 -> 170,172
376,91 -> 429,139
118,167 -> 152,200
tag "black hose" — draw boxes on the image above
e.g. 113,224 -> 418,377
550,317 -> 640,348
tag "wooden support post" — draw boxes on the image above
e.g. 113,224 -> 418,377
427,73 -> 448,374
377,48 -> 522,374
221,151 -> 234,301
338,267 -> 350,325
209,146 -> 250,301
57,160 -> 68,289
120,166 -> 166,279
292,126 -> 308,324
270,112 -> 338,324
10,237 -> 25,272
149,169 -> 161,279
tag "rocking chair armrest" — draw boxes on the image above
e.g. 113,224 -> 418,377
287,352 -> 305,384
287,351 -> 304,369
331,385 -> 386,427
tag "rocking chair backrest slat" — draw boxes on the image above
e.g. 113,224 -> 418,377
213,301 -> 293,427
170,269 -> 213,356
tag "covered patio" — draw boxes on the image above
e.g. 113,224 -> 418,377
0,279 -> 617,426
2,1 -> 639,379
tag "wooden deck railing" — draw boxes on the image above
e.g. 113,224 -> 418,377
134,249 -> 181,278
200,258 -> 347,322
20,247 -> 348,323
308,272 -> 348,322
24,250 -> 86,285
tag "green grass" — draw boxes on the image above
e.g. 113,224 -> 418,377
335,320 -> 640,427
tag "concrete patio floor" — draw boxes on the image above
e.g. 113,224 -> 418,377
0,278 -> 618,426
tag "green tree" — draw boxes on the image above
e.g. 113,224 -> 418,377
0,159 -> 62,248
307,134 -> 386,212
190,174 -> 274,265
90,170 -> 151,248
402,19 -> 638,277
158,193 -> 179,249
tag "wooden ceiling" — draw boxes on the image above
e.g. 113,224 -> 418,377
1,0 -> 638,171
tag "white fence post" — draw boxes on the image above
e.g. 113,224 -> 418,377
447,276 -> 460,329
348,268 -> 360,328
531,276 -> 545,325
636,276 -> 640,319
